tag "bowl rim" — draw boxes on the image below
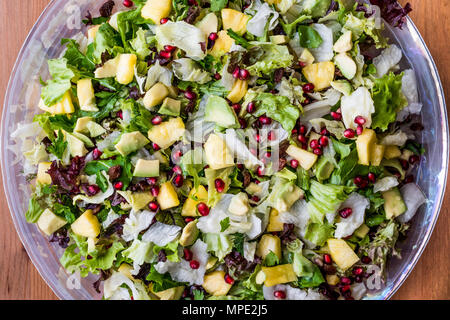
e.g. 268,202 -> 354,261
1,0 -> 448,300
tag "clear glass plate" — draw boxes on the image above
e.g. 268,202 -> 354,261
1,0 -> 448,300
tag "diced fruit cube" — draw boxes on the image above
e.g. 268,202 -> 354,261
94,56 -> 120,78
203,271 -> 233,296
267,208 -> 284,232
37,162 -> 52,185
256,234 -> 281,260
115,131 -> 149,156
157,182 -> 180,210
143,83 -> 170,110
210,30 -> 234,58
227,79 -> 248,104
71,210 -> 101,238
65,132 -> 88,157
133,159 -> 160,177
286,145 -> 318,170
182,185 -> 208,217
141,0 -> 172,24
370,143 -> 385,166
221,9 -> 250,35
86,121 -> 106,137
196,12 -> 218,36
333,30 -> 353,53
384,145 -> 402,159
206,257 -> 218,270
228,192 -> 250,216
39,91 -> 74,114
270,35 -> 289,45
77,78 -> 97,111
382,187 -> 407,219
299,48 -> 315,65
204,133 -> 234,170
334,53 -> 357,80
354,224 -> 369,239
356,128 -> 376,166
179,221 -> 199,247
147,117 -> 185,149
116,54 -> 137,85
159,97 -> 181,116
129,192 -> 154,211
326,274 -> 340,286
262,264 -> 297,287
74,116 -> 93,134
327,238 -> 359,270
37,209 -> 67,236
302,61 -> 335,91
154,286 -> 185,300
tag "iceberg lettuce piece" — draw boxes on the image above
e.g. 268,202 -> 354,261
246,0 -> 280,37
145,61 -> 173,91
334,193 -> 369,238
172,58 -> 212,84
203,233 -> 233,260
373,44 -> 402,78
397,183 -> 427,223
373,176 -> 399,194
142,222 -> 182,247
247,43 -> 294,76
309,24 -> 334,62
103,271 -> 150,300
121,210 -> 156,242
340,87 -> 375,130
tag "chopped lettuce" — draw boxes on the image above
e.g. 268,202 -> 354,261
247,43 -> 294,76
40,58 -> 75,106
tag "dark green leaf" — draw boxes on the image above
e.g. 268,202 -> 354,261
298,25 -> 323,48
220,217 -> 231,232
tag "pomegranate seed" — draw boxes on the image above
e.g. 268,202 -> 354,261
367,172 -> 376,183
393,171 -> 402,179
299,125 -> 307,134
290,159 -> 299,169
159,50 -> 171,59
116,110 -> 123,119
184,90 -> 197,100
400,159 -> 409,170
151,115 -> 163,125
291,128 -> 298,135
87,185 -> 100,196
146,177 -> 157,185
239,118 -> 247,129
214,73 -> 222,80
255,133 -> 261,143
354,116 -> 366,126
340,285 -> 351,293
297,134 -> 307,144
320,128 -> 330,136
256,166 -> 265,177
215,179 -> 225,192
188,0 -> 198,5
323,254 -> 332,264
237,164 -> 244,170
356,125 -> 364,135
197,202 -> 210,216
231,103 -> 241,113
239,69 -> 250,80
150,186 -> 160,197
301,143 -> 308,150
319,136 -> 328,147
152,143 -> 160,151
310,139 -> 320,149
361,256 -> 372,264
313,148 -> 323,156
160,18 -> 169,24
409,155 -> 420,164
298,61 -> 306,68
273,290 -> 286,299
183,248 -> 193,261
265,152 -> 272,158
340,277 -> 352,285
302,83 -> 315,93
208,32 -> 218,41
123,0 -> 133,8
343,128 -> 356,138
339,207 -> 353,218
232,67 -> 240,79
185,217 -> 195,223
148,201 -> 159,212
224,274 -> 235,284
173,174 -> 184,187
258,115 -> 272,125
190,260 -> 200,269
353,175 -> 368,189
164,45 -> 176,52
246,102 -> 256,113
251,195 -> 260,202
114,181 -> 123,190
353,267 -> 364,276
330,111 -> 342,121
268,131 -> 276,141
92,148 -> 102,160
405,175 -> 414,183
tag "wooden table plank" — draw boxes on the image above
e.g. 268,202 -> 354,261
0,0 -> 448,300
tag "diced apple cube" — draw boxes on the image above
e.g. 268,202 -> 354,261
267,208 -> 284,232
286,145 -> 318,170
370,143 -> 385,166
157,182 -> 180,210
203,271 -> 233,296
71,210 -> 101,238
37,209 -> 67,236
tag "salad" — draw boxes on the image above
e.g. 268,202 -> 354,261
14,0 -> 427,300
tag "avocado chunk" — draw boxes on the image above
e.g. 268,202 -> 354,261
115,131 -> 149,156
158,97 -> 181,116
133,159 -> 160,177
382,187 -> 407,219
74,117 -> 93,134
270,35 -> 289,44
179,220 -> 199,247
228,192 -> 250,216
333,30 -> 353,53
330,80 -> 353,96
334,53 -> 357,80
354,224 -> 369,239
143,82 -> 169,110
154,286 -> 185,300
299,48 -> 315,65
65,131 -> 88,157
204,95 -> 239,128
37,209 -> 67,236
203,271 -> 233,296
118,191 -> 154,211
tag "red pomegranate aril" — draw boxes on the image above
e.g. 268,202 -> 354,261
150,186 -> 160,197
92,148 -> 102,160
256,166 -> 265,177
231,103 -> 241,113
148,201 -> 159,212
224,274 -> 235,285
116,110 -> 123,119
259,115 -> 272,125
319,136 -> 328,147
354,116 -> 366,126
188,0 -> 198,5
239,118 -> 247,129
160,18 -> 169,24
164,45 -> 176,52
353,175 -> 368,189
340,277 -> 352,285
159,50 -> 171,59
298,61 -> 306,68
302,83 -> 315,93
330,111 -> 342,121
123,0 -> 133,8
151,115 -> 163,125
310,139 -> 320,149
353,267 -> 364,276
114,181 -> 123,190
197,202 -> 210,216
215,178 -> 225,192
87,185 -> 100,196
320,128 -> 330,136
251,195 -> 260,202
255,133 -> 261,143
265,152 -> 272,158
190,260 -> 200,269
146,177 -> 157,185
290,159 -> 299,169
405,174 -> 414,183
185,217 -> 195,223
232,67 -> 240,79
208,32 -> 218,41
173,174 -> 184,187
152,143 -> 160,151
356,125 -> 364,135
239,69 -> 250,80
237,164 -> 244,170
339,207 -> 353,218
184,90 -> 197,100
299,125 -> 307,134
268,131 -> 276,141
313,148 -> 323,156
323,254 -> 332,265
367,172 -> 376,183
409,155 -> 420,164
214,73 -> 222,80
400,159 -> 409,170
183,248 -> 193,261
273,290 -> 286,299
173,165 -> 182,175
343,128 -> 356,139
297,134 -> 307,144
361,256 -> 372,264
246,101 -> 256,113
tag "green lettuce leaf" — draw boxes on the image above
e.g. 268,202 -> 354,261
40,58 -> 75,106
204,233 -> 233,260
61,38 -> 96,72
298,25 -> 323,48
247,43 -> 294,76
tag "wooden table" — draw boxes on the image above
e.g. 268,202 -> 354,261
0,0 -> 448,300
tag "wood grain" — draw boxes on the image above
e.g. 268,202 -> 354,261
0,0 -> 448,300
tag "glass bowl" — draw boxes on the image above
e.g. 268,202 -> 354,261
1,0 -> 448,300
